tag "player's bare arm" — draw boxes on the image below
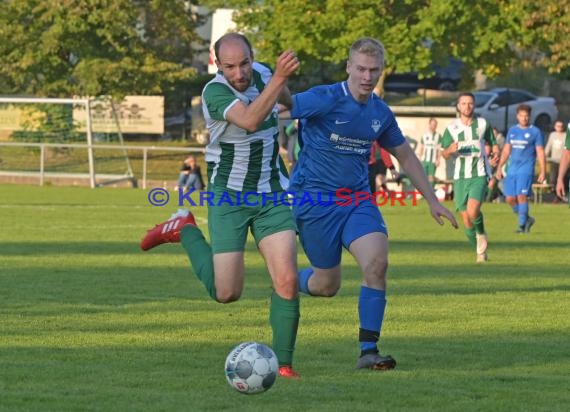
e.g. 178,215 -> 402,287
496,143 -> 512,180
488,144 -> 500,168
226,51 -> 299,132
441,142 -> 458,159
485,142 -> 500,165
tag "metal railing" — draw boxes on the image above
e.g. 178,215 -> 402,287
0,141 -> 204,189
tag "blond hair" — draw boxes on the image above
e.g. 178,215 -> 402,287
349,37 -> 385,66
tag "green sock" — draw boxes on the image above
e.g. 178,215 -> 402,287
464,226 -> 476,248
180,225 -> 216,300
473,213 -> 485,235
269,291 -> 300,367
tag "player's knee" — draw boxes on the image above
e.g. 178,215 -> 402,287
365,256 -> 388,280
319,284 -> 340,297
272,272 -> 298,298
312,276 -> 341,297
273,283 -> 298,300
276,287 -> 298,300
216,289 -> 242,304
272,271 -> 297,288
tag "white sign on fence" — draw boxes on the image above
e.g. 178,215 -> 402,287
73,96 -> 165,134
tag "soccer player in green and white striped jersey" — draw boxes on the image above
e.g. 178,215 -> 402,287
418,117 -> 442,187
201,61 -> 290,193
441,92 -> 499,262
140,33 -> 302,378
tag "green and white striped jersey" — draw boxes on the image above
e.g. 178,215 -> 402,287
201,62 -> 289,193
420,132 -> 441,164
441,117 -> 496,180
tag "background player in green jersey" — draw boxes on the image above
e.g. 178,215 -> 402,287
141,33 -> 302,378
418,117 -> 442,187
441,93 -> 499,262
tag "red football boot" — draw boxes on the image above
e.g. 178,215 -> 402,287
140,209 -> 196,251
278,365 -> 301,379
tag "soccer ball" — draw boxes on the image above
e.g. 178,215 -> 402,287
224,342 -> 278,394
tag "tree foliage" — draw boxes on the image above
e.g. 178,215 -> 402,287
503,0 -> 570,75
211,0 -> 570,91
0,0 -> 209,98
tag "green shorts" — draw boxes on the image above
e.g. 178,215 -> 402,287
207,185 -> 296,253
422,161 -> 436,178
453,176 -> 488,212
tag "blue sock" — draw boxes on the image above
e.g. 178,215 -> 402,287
358,286 -> 386,352
518,202 -> 528,227
511,204 -> 519,214
298,268 -> 314,295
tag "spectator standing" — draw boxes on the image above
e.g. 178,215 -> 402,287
545,120 -> 569,201
555,122 -> 570,201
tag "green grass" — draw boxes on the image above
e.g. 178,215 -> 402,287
0,184 -> 569,411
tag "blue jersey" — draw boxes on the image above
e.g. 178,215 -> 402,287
505,125 -> 544,176
289,81 -> 405,193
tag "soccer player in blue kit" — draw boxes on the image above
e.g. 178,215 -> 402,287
281,37 -> 458,370
496,104 -> 546,233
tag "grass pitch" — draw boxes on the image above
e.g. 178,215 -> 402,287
0,184 -> 568,411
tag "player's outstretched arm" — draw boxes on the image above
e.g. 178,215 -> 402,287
427,201 -> 459,228
390,143 -> 458,228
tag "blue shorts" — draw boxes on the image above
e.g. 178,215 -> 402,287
293,197 -> 387,269
503,174 -> 533,197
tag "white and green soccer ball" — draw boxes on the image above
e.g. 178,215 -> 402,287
224,342 -> 278,394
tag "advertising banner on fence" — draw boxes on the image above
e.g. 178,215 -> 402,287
74,96 -> 164,134
0,96 -> 164,137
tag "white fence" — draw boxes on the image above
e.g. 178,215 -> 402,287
0,141 -> 204,189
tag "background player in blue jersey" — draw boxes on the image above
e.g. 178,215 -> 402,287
496,104 -> 546,233
281,37 -> 458,370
